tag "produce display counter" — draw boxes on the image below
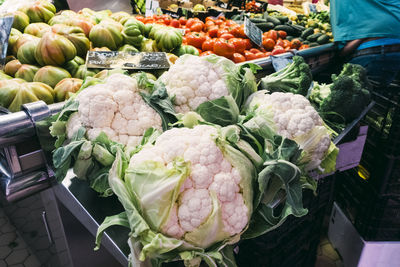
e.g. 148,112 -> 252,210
0,41 -> 369,266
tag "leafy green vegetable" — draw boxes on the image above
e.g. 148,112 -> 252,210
309,63 -> 371,126
260,56 -> 312,96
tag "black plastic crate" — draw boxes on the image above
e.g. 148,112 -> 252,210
235,176 -> 335,267
363,90 -> 400,156
335,169 -> 400,241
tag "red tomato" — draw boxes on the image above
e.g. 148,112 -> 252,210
249,48 -> 261,54
217,28 -> 229,38
276,38 -> 285,48
265,30 -> 278,41
225,19 -> 236,26
262,38 -> 275,51
200,51 -> 214,56
265,52 -> 271,57
202,38 -> 215,51
277,30 -> 287,39
190,22 -> 204,32
179,17 -> 187,25
283,39 -> 292,48
214,19 -> 224,25
186,18 -> 199,29
163,17 -> 171,25
244,50 -> 257,61
205,17 -> 215,23
243,39 -> 252,50
232,53 -> 246,63
135,16 -> 145,22
291,39 -> 302,49
255,52 -> 266,59
220,33 -> 235,40
230,25 -> 246,38
205,20 -> 215,28
228,38 -> 246,54
208,26 -> 219,38
144,18 -> 155,24
170,19 -> 180,28
213,38 -> 235,58
186,32 -> 206,49
271,46 -> 286,55
299,44 -> 310,50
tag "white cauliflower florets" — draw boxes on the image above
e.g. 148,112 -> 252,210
250,92 -> 331,170
130,125 -> 249,242
159,55 -> 229,113
66,73 -> 162,147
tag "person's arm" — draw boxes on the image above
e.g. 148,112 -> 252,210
340,39 -> 364,57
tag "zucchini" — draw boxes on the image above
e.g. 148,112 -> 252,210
302,40 -> 310,45
297,37 -> 304,42
309,42 -> 320,47
250,18 -> 267,24
317,34 -> 330,44
274,25 -> 294,35
262,11 -> 269,20
300,28 -> 314,39
307,33 -> 323,42
266,16 -> 281,26
255,22 -> 275,32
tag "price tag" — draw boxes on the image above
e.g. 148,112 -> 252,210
86,51 -> 170,70
0,16 -> 14,68
244,17 -> 262,47
309,4 -> 317,13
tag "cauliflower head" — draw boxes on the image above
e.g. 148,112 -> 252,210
66,73 -> 162,147
128,125 -> 254,248
247,91 -> 331,170
159,54 -> 257,115
159,55 -> 229,113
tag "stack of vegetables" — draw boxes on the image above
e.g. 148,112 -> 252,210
136,15 -> 311,63
0,2 -> 185,112
46,54 -> 345,266
232,9 -> 332,48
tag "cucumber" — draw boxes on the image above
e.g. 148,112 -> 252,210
302,40 -> 310,45
266,16 -> 281,26
317,34 -> 330,44
288,25 -> 302,37
250,18 -> 267,24
262,11 -> 269,20
256,22 -> 275,32
276,16 -> 289,24
274,25 -> 294,35
297,37 -> 304,42
301,28 -> 314,39
291,24 -> 305,31
309,42 -> 320,47
307,33 -> 323,42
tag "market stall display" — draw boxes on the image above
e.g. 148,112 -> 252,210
0,1 -> 386,267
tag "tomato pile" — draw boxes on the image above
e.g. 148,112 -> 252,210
135,14 -> 310,63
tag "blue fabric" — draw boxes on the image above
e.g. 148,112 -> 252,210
350,52 -> 400,87
357,38 -> 400,50
330,0 -> 400,42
